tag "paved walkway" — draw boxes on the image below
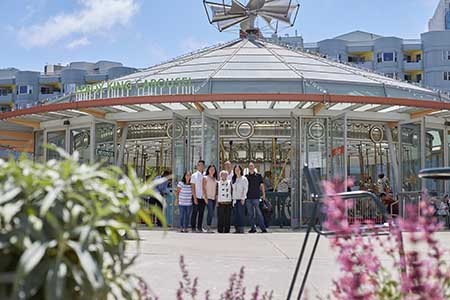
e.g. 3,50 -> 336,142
128,230 -> 450,300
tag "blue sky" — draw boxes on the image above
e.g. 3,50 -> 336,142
0,0 -> 440,71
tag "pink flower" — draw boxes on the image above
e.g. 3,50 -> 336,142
322,181 -> 450,300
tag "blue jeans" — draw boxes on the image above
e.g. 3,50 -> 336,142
233,200 -> 245,232
179,205 -> 192,229
206,199 -> 216,226
246,199 -> 266,231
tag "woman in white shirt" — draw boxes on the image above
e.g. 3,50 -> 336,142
217,170 -> 232,233
232,164 -> 248,234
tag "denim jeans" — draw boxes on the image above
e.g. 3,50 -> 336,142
179,205 -> 192,229
233,200 -> 245,233
206,199 -> 216,226
246,198 -> 266,231
191,198 -> 206,230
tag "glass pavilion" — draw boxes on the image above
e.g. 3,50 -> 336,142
2,37 -> 450,227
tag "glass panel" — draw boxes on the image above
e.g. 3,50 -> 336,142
400,123 -> 422,192
125,121 -> 173,179
330,115 -> 347,191
425,128 -> 444,194
301,118 -> 328,224
189,118 -> 202,170
172,115 -> 186,184
203,114 -> 219,168
47,130 -> 66,160
346,122 -> 395,193
95,123 -> 115,165
34,130 -> 44,162
70,127 -> 91,164
302,118 -> 328,181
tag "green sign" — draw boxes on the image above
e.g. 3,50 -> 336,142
75,77 -> 192,95
96,148 -> 115,158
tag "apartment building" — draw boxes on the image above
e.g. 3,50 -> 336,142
274,0 -> 450,93
0,61 -> 137,112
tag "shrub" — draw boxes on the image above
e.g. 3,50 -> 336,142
322,180 -> 450,300
0,148 -> 165,300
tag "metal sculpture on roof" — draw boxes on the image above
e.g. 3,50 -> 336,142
203,0 -> 300,33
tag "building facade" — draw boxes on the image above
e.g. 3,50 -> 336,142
429,0 -> 450,31
271,0 -> 450,93
0,61 -> 137,112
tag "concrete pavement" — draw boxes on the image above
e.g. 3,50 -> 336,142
128,230 -> 450,300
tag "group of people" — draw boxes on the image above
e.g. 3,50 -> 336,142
175,160 -> 268,234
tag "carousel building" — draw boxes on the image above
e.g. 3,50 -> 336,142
1,0 -> 450,226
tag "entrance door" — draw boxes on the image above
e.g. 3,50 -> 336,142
202,112 -> 219,168
330,113 -> 348,191
399,119 -> 424,217
299,117 -> 328,225
424,118 -> 446,195
399,119 -> 423,192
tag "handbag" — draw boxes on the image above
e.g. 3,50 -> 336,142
260,198 -> 273,213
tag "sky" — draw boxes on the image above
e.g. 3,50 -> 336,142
0,0 -> 441,72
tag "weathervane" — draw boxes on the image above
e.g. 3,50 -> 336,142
203,0 -> 300,36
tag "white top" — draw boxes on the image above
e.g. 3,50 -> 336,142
191,171 -> 204,199
218,180 -> 232,203
226,171 -> 233,181
232,176 -> 248,200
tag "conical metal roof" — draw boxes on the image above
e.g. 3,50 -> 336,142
117,38 -> 445,101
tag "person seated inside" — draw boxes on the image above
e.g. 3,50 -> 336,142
380,192 -> 398,216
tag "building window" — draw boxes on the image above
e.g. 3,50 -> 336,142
377,52 -> 397,63
17,85 -> 32,95
404,74 -> 412,82
416,54 -> 422,62
416,73 -> 422,82
64,83 -> 77,93
444,71 -> 450,81
377,53 -> 382,63
445,50 -> 450,61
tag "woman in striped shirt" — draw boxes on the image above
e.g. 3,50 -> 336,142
176,171 -> 193,232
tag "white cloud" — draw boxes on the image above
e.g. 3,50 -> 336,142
66,37 -> 91,49
18,0 -> 139,48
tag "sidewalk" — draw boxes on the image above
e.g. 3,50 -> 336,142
128,230 -> 450,299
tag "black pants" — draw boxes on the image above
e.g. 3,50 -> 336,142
217,203 -> 232,233
191,198 -> 206,230
148,197 -> 163,226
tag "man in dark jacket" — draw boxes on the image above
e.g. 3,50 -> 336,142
245,162 -> 268,233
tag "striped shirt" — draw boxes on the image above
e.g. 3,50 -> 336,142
177,182 -> 193,206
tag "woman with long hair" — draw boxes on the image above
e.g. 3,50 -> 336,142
203,164 -> 218,233
232,164 -> 248,234
176,171 -> 193,233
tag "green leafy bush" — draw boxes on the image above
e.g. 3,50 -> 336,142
0,148 -> 165,300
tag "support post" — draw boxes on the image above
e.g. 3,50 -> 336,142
117,123 -> 128,168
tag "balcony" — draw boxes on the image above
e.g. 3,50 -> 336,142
39,92 -> 62,101
0,94 -> 13,105
403,60 -> 423,71
350,61 -> 374,70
